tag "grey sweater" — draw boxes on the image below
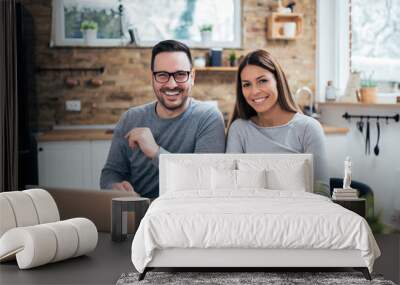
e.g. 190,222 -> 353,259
100,99 -> 226,198
226,113 -> 329,185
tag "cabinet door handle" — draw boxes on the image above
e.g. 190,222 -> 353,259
38,147 -> 43,152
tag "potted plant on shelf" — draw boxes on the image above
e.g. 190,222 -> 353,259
80,20 -> 98,46
200,24 -> 213,44
229,51 -> 237,67
360,76 -> 377,104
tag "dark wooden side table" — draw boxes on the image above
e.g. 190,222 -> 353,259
111,197 -> 150,242
332,198 -> 366,218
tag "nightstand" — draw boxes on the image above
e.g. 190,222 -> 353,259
332,198 -> 366,218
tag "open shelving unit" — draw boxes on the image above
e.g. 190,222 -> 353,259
194,67 -> 237,72
267,13 -> 303,40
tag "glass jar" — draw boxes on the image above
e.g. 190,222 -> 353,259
325,80 -> 336,101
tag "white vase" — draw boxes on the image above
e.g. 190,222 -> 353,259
200,30 -> 212,44
83,29 -> 97,46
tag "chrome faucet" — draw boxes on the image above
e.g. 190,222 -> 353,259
294,86 -> 319,119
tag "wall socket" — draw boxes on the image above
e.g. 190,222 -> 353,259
65,100 -> 81,112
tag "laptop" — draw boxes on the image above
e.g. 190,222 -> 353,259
26,186 -> 135,233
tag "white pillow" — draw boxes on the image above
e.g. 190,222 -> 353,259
266,162 -> 308,191
167,162 -> 211,192
211,169 -> 267,191
237,159 -> 310,192
236,169 -> 267,189
212,168 -> 236,190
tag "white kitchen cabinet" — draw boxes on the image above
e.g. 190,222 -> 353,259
90,140 -> 112,189
38,140 -> 111,190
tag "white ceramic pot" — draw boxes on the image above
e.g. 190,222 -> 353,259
283,23 -> 296,38
83,29 -> 97,46
200,30 -> 212,44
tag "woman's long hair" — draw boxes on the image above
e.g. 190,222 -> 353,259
227,50 -> 301,129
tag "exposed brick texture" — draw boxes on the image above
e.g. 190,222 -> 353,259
22,0 -> 316,129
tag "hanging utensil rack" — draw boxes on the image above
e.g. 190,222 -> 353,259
36,66 -> 105,74
342,112 -> 399,122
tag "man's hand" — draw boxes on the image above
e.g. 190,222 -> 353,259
125,127 -> 160,159
112,181 -> 140,197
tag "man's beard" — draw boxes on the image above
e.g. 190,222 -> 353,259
157,87 -> 189,111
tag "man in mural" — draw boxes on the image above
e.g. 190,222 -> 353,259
100,40 -> 225,198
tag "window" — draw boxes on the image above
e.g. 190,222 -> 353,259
51,0 -> 242,48
351,0 -> 400,93
51,0 -> 126,46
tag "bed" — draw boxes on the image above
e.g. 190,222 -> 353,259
131,154 -> 380,280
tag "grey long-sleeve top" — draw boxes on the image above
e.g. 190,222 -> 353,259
100,99 -> 226,198
226,113 -> 329,186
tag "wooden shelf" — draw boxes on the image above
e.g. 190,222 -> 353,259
322,125 -> 349,135
267,13 -> 303,40
194,67 -> 237,72
318,102 -> 400,108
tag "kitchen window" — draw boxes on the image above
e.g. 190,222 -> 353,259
51,0 -> 125,47
316,0 -> 399,99
351,0 -> 400,94
51,0 -> 242,48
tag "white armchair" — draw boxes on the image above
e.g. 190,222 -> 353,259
0,189 -> 98,269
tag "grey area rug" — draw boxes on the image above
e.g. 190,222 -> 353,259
116,272 -> 396,285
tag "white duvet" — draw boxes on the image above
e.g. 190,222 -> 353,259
131,190 -> 380,273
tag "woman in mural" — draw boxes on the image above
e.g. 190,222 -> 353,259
226,49 -> 329,193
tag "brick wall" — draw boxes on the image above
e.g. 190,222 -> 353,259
22,0 -> 316,130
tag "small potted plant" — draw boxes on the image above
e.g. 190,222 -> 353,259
360,74 -> 377,104
229,51 -> 237,67
200,24 -> 213,44
80,20 -> 98,46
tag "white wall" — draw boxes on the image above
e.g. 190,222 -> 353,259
320,105 -> 400,229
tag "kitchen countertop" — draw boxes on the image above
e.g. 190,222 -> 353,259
37,125 -> 349,142
37,129 -> 114,141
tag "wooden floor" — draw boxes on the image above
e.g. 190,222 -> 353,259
374,234 -> 400,284
0,233 -> 398,284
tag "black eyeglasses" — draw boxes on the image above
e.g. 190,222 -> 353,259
152,70 -> 191,83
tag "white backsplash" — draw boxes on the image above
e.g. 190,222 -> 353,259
320,104 -> 400,229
